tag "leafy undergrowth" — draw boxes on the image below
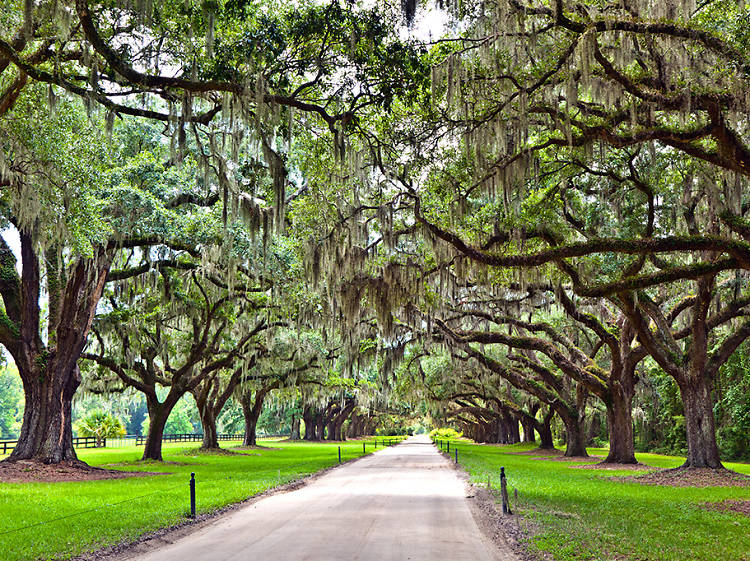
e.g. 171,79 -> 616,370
0,438 -> 385,561
447,441 -> 750,561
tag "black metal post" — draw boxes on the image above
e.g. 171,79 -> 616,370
338,446 -> 341,463
363,441 -> 366,453
447,441 -> 450,453
455,448 -> 458,463
500,466 -> 512,515
189,472 -> 196,518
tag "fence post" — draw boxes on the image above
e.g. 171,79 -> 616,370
338,446 -> 341,463
189,472 -> 196,518
363,441 -> 366,454
447,441 -> 450,453
455,448 -> 458,464
500,467 -> 512,515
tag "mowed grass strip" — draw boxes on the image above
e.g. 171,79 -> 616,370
0,438 -> 385,561
444,440 -> 750,561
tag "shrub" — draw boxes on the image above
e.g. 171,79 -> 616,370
429,427 -> 463,439
75,411 -> 125,447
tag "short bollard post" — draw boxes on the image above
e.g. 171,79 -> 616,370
338,446 -> 341,463
500,467 -> 512,515
447,441 -> 450,453
363,441 -> 366,454
189,472 -> 196,519
374,438 -> 377,448
454,448 -> 458,464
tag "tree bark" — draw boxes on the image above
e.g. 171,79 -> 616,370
243,411 -> 259,447
302,405 -> 317,440
142,400 -> 175,461
679,372 -> 723,468
347,413 -> 360,438
323,402 -> 340,441
315,404 -> 332,440
331,400 -> 355,441
507,415 -> 521,444
199,407 -> 219,450
562,415 -> 588,457
241,389 -> 267,447
604,383 -> 638,463
290,415 -> 300,440
9,362 -> 81,463
325,417 -> 337,441
522,403 -> 540,443
4,235 -> 111,464
521,418 -> 536,443
538,411 -> 555,449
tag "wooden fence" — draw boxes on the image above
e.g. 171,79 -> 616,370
0,436 -> 101,455
134,433 -> 243,445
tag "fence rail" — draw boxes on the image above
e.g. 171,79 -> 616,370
134,433 -> 243,446
1,433 -> 404,455
1,436 -> 101,455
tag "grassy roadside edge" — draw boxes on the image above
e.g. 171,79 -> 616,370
431,438 -> 750,561
434,440 -> 544,561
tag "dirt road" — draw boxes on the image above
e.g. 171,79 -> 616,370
123,435 -> 514,561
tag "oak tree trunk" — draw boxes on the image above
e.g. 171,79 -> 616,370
315,414 -> 326,440
604,386 -> 637,464
521,419 -> 536,443
562,415 -> 588,457
243,412 -> 259,447
679,372 -> 723,468
290,416 -> 300,440
9,361 -> 81,463
242,390 -> 267,447
4,238 -> 111,464
538,418 -> 555,449
200,407 -> 219,450
143,402 -> 174,461
507,417 -> 521,443
302,407 -> 317,440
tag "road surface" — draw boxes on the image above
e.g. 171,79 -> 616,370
124,435 -> 513,561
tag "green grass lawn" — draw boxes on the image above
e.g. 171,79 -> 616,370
0,438 -> 394,561
441,440 -> 750,561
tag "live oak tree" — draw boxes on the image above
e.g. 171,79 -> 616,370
0,91 -> 209,463
84,256 -> 276,460
233,328 -> 328,447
